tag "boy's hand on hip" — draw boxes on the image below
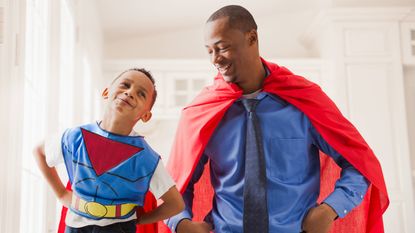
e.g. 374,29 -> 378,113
176,219 -> 212,233
301,203 -> 337,233
58,190 -> 73,208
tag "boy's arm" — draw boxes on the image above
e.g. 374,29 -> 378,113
167,153 -> 211,233
33,142 -> 72,207
138,185 -> 185,224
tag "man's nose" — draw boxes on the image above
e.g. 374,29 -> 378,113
211,51 -> 223,65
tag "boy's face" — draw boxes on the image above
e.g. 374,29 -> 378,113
105,70 -> 155,122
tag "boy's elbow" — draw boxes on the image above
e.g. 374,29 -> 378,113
33,142 -> 46,160
171,193 -> 185,215
176,197 -> 185,214
163,186 -> 186,216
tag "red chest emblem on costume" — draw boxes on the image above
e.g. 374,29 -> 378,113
81,128 -> 143,176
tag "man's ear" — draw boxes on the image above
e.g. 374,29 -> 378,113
247,30 -> 258,46
102,88 -> 109,99
140,111 -> 152,123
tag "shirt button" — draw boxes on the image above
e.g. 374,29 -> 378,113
344,210 -> 348,214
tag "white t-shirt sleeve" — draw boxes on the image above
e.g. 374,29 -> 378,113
44,130 -> 66,167
149,160 -> 175,199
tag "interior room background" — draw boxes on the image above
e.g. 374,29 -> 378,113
1,0 -> 415,232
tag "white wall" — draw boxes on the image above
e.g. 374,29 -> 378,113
404,66 -> 415,201
104,11 -> 318,60
72,0 -> 104,124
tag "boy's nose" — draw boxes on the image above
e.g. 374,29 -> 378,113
124,91 -> 133,98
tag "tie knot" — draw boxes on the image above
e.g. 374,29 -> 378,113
241,98 -> 259,113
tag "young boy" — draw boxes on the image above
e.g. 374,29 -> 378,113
33,68 -> 184,233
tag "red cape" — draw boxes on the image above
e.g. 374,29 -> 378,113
166,59 -> 389,233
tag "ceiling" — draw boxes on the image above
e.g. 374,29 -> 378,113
95,0 -> 324,41
95,0 -> 415,42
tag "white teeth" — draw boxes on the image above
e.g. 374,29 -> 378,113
217,64 -> 231,72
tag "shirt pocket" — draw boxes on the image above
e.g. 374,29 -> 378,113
266,138 -> 308,183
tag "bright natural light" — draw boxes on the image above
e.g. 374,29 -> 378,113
20,0 -> 49,232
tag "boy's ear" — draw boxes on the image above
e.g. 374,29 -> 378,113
140,111 -> 152,123
102,88 -> 109,99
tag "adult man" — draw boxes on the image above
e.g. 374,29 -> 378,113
166,5 -> 388,233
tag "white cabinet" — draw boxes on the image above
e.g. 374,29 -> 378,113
303,8 -> 415,233
401,22 -> 415,65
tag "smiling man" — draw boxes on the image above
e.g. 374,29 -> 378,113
166,5 -> 389,233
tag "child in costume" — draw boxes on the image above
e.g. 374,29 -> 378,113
34,68 -> 184,233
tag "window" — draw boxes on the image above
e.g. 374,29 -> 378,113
17,0 -> 99,232
169,73 -> 209,108
20,0 -> 50,232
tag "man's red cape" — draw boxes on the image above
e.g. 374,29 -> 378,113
166,59 -> 389,233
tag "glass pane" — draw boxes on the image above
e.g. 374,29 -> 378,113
192,79 -> 205,90
411,30 -> 415,41
412,45 -> 415,56
175,79 -> 187,91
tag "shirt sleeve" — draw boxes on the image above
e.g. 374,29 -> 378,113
310,125 -> 370,218
149,160 -> 175,199
44,130 -> 66,167
166,153 -> 209,232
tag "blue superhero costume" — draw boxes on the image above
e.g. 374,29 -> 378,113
61,122 -> 160,220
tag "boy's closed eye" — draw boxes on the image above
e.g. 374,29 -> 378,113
120,82 -> 130,88
138,91 -> 146,99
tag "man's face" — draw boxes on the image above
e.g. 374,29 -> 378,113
204,17 -> 252,83
107,71 -> 155,121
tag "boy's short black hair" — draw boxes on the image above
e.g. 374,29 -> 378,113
113,68 -> 157,109
206,5 -> 257,32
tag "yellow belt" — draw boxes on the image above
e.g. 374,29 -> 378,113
72,195 -> 137,218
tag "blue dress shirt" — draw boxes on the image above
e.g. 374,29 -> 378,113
167,92 -> 369,233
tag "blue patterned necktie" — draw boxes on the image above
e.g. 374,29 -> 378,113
241,98 -> 269,233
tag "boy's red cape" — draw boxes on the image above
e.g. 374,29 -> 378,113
57,59 -> 388,233
166,59 -> 389,233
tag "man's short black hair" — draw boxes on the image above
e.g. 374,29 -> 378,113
113,68 -> 157,109
206,5 -> 257,32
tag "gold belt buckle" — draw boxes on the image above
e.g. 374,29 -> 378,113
84,201 -> 108,218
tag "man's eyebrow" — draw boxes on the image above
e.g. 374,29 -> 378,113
205,40 -> 227,48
